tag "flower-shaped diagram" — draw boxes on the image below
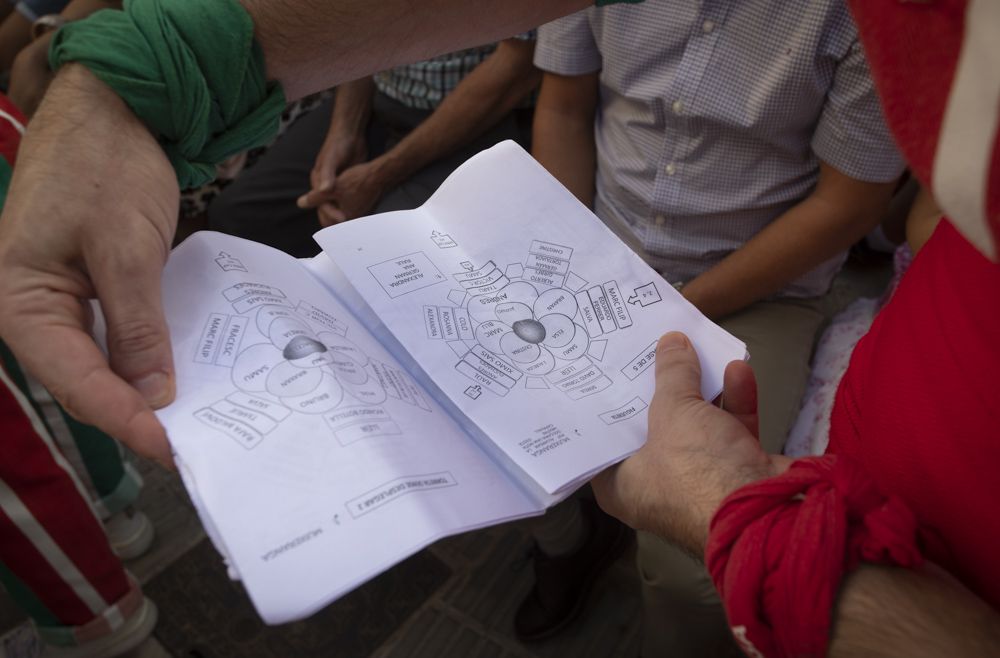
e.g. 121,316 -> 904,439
427,241 -> 641,400
195,288 -> 429,452
230,304 -> 387,414
466,282 -> 591,378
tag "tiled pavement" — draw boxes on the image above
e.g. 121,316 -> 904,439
0,253 -> 891,658
1,460 -> 641,658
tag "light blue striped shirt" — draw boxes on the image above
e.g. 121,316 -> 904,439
536,0 -> 905,297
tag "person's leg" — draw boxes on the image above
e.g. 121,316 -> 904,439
21,373 -> 153,559
636,295 -> 829,657
514,495 -> 630,642
719,296 -> 829,452
636,535 -> 743,658
0,346 -> 155,653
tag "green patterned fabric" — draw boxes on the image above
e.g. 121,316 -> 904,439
49,0 -> 286,189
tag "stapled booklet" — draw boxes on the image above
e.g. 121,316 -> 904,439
155,141 -> 747,623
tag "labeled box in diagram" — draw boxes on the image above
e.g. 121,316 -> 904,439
368,252 -> 447,298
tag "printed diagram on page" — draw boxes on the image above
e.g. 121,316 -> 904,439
190,253 -> 430,451
376,238 -> 664,403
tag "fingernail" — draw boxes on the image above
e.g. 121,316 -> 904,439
131,372 -> 172,407
296,196 -> 308,208
660,332 -> 689,351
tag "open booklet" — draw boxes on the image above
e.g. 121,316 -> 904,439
155,141 -> 747,624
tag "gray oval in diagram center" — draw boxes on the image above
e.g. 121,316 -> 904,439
283,335 -> 328,361
512,319 -> 546,345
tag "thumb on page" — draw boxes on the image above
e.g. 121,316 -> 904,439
88,240 -> 176,465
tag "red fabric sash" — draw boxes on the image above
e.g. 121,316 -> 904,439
706,456 -> 923,658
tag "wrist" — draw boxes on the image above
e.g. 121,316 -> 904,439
368,152 -> 407,189
326,118 -> 366,143
673,455 -> 787,554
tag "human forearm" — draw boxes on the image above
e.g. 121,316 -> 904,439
682,163 -> 897,319
328,76 -> 374,138
241,0 -> 587,100
371,39 -> 540,190
829,564 -> 1000,657
0,64 -> 177,464
531,71 -> 598,206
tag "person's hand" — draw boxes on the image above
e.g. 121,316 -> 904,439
297,129 -> 366,214
309,159 -> 387,226
591,332 -> 791,554
0,65 -> 178,467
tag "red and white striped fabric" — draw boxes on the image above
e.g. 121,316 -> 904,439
0,99 -> 139,647
850,0 -> 1000,261
0,359 -> 141,645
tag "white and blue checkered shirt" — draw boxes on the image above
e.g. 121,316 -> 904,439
536,0 -> 906,297
376,33 -> 536,112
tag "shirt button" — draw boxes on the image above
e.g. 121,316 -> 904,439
665,163 -> 677,176
671,100 -> 684,114
702,19 -> 716,33
654,214 -> 666,226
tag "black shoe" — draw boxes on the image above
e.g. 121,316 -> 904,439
514,499 -> 632,642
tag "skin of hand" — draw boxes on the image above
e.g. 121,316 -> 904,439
594,334 -> 1000,658
298,129 -> 367,209
591,331 -> 791,554
297,77 -> 374,224
302,37 -> 541,227
0,65 -> 177,467
0,0 -> 586,470
310,158 -> 387,226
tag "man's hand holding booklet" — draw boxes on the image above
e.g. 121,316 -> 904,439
153,142 -> 746,623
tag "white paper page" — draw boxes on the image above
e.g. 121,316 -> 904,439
156,232 -> 539,623
316,142 -> 747,494
304,253 -> 567,510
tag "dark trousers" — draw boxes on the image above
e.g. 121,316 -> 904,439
207,92 -> 533,257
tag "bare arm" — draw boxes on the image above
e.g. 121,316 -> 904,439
301,38 -> 542,223
592,336 -> 1000,658
243,0 -> 588,100
681,162 -> 898,320
531,70 -> 599,206
368,39 -> 541,198
829,564 -> 1000,658
297,76 -> 374,215
327,76 -> 375,141
0,0 -> 590,464
905,186 -> 942,254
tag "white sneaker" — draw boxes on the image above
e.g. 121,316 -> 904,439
36,597 -> 158,658
103,508 -> 155,561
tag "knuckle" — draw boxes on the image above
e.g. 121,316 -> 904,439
107,318 -> 166,357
